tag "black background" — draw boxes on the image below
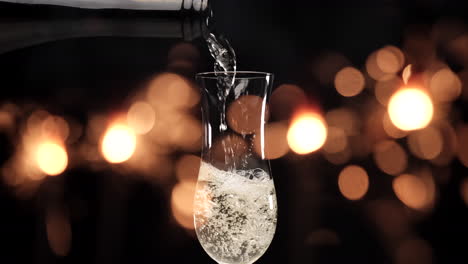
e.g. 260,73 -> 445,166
1,0 -> 468,263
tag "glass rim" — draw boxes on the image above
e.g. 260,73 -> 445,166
196,71 -> 273,80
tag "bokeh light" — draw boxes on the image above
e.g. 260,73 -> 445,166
270,84 -> 308,120
373,140 -> 407,176
127,101 -> 156,135
334,67 -> 366,97
176,155 -> 201,183
393,173 -> 435,210
101,123 -> 137,164
395,238 -> 433,264
407,126 -> 443,160
388,88 -> 434,131
375,77 -> 402,106
287,112 -> 327,155
325,108 -> 360,136
46,208 -> 72,257
366,51 -> 394,81
253,122 -> 289,160
323,126 -> 348,154
36,141 -> 68,176
338,165 -> 369,201
171,182 -> 196,230
429,68 -> 462,102
211,134 -> 248,168
323,147 -> 352,165
457,125 -> 468,167
147,73 -> 200,110
227,95 -> 269,135
382,112 -> 408,138
376,45 -> 405,74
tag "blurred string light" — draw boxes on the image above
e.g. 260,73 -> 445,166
323,126 -> 348,154
325,108 -> 360,136
382,113 -> 408,139
334,66 -> 366,97
270,84 -> 307,121
388,88 -> 434,131
373,140 -> 407,176
393,170 -> 436,211
312,52 -> 350,85
127,101 -> 156,135
227,95 -> 269,135
101,123 -> 137,164
429,68 -> 462,102
430,121 -> 457,166
287,112 -> 327,155
407,126 -> 443,160
147,73 -> 200,110
253,122 -> 289,160
338,165 -> 369,201
46,207 -> 72,257
171,181 -> 196,230
395,238 -> 433,264
36,141 -> 68,176
375,77 -> 402,106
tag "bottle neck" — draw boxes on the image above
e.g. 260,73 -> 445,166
0,0 -> 209,11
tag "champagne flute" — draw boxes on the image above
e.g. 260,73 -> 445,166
193,71 -> 277,264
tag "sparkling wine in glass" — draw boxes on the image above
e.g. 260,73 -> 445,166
194,71 -> 277,264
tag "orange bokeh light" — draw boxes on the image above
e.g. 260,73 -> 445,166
338,165 -> 369,201
393,173 -> 435,210
334,67 -> 366,97
101,123 -> 137,164
171,182 -> 196,230
227,95 -> 269,135
407,126 -> 443,160
253,122 -> 289,160
388,88 -> 434,131
373,140 -> 407,176
287,112 -> 327,155
36,141 -> 68,176
127,101 -> 156,135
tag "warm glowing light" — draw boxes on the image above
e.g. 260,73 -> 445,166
366,51 -> 393,81
388,88 -> 434,131
323,147 -> 352,165
334,67 -> 365,97
408,126 -> 443,160
127,101 -> 156,135
41,116 -> 70,141
287,113 -> 327,155
375,77 -> 402,106
402,65 -> 412,85
376,46 -> 405,74
457,125 -> 468,167
170,115 -> 202,152
325,108 -> 360,136
431,121 -> 457,166
373,140 -> 407,176
393,174 -> 429,210
171,182 -> 196,229
36,142 -> 68,176
176,155 -> 201,183
147,73 -> 200,110
46,208 -> 71,257
101,124 -> 137,164
338,165 -> 369,201
270,84 -> 308,120
323,126 -> 347,154
429,68 -> 462,102
382,113 -> 407,138
227,95 -> 269,135
253,122 -> 289,160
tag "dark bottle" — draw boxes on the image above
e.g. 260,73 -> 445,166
0,0 -> 209,54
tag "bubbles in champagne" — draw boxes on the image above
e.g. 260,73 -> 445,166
194,162 -> 277,264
